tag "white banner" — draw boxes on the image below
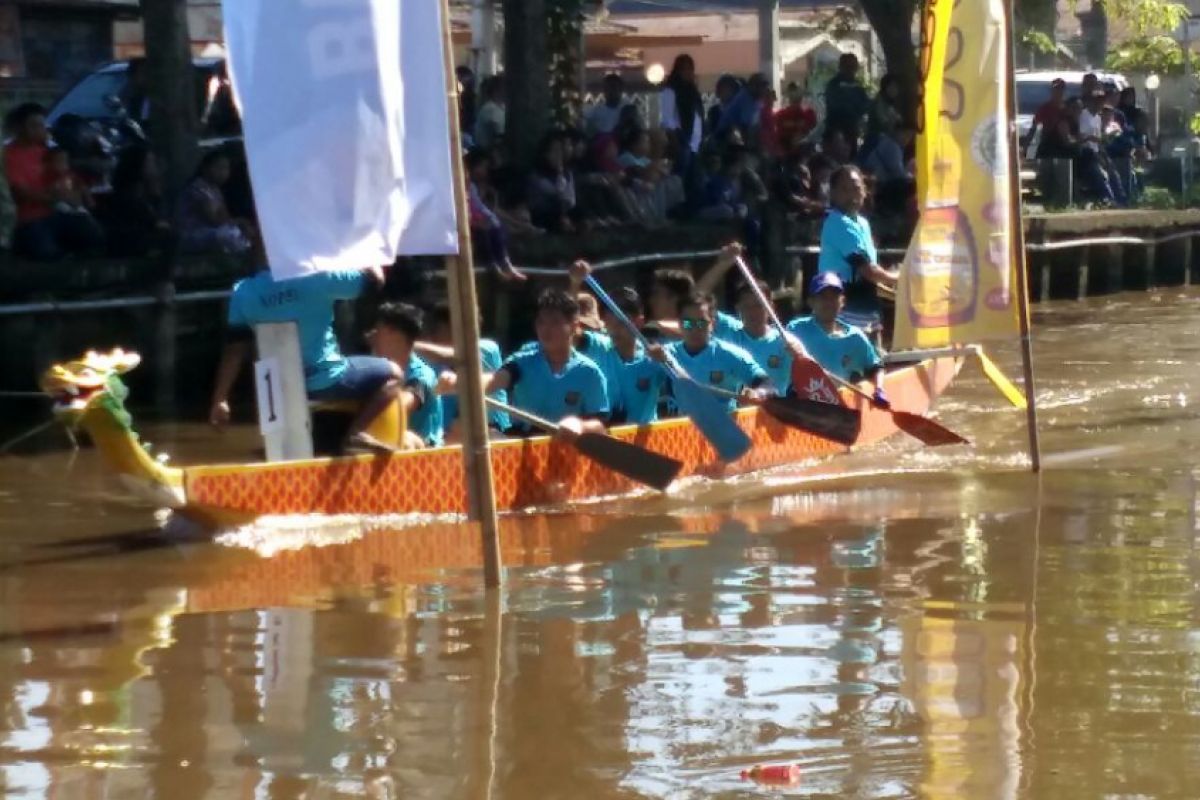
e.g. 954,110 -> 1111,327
222,0 -> 458,279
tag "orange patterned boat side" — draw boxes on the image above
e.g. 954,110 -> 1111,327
183,357 -> 961,521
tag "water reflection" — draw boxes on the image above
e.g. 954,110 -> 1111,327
2,291 -> 1200,796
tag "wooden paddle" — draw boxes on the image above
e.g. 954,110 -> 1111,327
487,399 -> 683,491
733,257 -> 968,447
585,275 -> 752,462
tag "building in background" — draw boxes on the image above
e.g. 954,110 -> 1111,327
0,0 -> 137,108
604,0 -> 878,92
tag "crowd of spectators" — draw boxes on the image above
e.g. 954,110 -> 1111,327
0,52 -> 915,264
457,52 -> 919,269
1024,73 -> 1152,206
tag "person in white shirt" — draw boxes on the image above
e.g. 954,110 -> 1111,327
659,54 -> 704,172
474,74 -> 506,151
1077,90 -> 1119,205
585,73 -> 625,138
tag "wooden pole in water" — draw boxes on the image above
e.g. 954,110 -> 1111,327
439,0 -> 503,587
1003,0 -> 1042,473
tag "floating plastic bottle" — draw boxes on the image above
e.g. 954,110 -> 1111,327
740,764 -> 801,785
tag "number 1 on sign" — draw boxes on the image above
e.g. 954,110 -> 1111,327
255,357 -> 286,435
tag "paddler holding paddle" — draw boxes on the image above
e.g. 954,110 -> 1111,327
646,291 -> 774,411
787,272 -> 884,396
485,288 -> 611,440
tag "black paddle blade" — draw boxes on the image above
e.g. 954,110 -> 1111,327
762,397 -> 862,446
574,433 -> 684,491
892,411 -> 970,446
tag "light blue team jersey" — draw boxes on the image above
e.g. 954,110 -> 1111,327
404,354 -> 444,447
227,269 -> 366,392
785,316 -> 881,381
584,333 -> 667,425
439,338 -> 510,432
502,343 -> 610,427
710,313 -> 793,393
817,209 -> 878,285
666,338 -> 768,412
713,310 -> 742,340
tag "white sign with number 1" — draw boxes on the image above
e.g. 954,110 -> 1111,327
255,357 -> 285,435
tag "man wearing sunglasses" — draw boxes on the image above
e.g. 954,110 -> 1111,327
650,291 -> 774,412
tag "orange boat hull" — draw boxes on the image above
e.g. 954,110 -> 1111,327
182,357 -> 961,522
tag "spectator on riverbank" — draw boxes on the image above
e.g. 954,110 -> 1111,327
101,146 -> 172,258
660,54 -> 704,175
775,82 -> 817,155
1028,78 -> 1067,157
176,149 -> 252,256
528,134 -> 581,233
467,148 -> 526,282
866,74 -> 903,146
5,103 -> 103,261
1117,87 -> 1141,130
708,75 -> 741,138
862,120 -> 916,216
586,73 -> 626,139
824,54 -> 871,150
474,75 -> 506,151
618,127 -> 684,225
457,65 -> 477,142
1078,90 -> 1121,205
715,73 -> 768,144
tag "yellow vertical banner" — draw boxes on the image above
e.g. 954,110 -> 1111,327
915,0 -> 952,207
895,0 -> 1021,350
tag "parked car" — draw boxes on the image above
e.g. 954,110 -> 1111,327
48,57 -> 242,153
1015,69 -> 1129,142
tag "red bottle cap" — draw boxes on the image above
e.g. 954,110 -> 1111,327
741,764 -> 801,785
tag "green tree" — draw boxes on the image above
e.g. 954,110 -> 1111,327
856,0 -> 1188,103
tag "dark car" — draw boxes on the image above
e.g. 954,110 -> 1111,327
48,56 -> 243,151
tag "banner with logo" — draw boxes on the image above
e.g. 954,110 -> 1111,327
223,0 -> 458,279
895,0 -> 1019,350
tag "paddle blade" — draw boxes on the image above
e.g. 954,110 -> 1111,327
672,379 -> 752,462
575,433 -> 684,491
976,349 -> 1028,409
789,358 -> 845,405
892,411 -> 969,447
762,396 -> 861,446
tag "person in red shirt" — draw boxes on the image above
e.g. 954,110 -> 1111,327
4,103 -> 103,260
774,82 -> 817,156
1026,77 -> 1067,157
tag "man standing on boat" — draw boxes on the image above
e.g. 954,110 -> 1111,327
818,165 -> 898,334
208,255 -> 402,453
787,272 -> 882,387
486,289 -> 610,438
649,292 -> 773,412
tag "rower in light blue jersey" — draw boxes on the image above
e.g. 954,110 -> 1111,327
786,272 -> 882,384
488,289 -> 610,433
658,291 -> 772,412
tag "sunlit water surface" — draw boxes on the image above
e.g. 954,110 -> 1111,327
1,290 -> 1200,798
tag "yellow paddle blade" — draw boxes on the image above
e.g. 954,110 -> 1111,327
975,348 -> 1028,409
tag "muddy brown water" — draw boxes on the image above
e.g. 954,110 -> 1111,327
1,290 -> 1199,798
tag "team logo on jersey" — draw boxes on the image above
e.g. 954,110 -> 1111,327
636,376 -> 651,391
564,391 -> 581,406
709,370 -> 724,384
767,355 -> 782,369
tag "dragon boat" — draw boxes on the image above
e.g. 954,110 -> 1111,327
40,348 -> 963,527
